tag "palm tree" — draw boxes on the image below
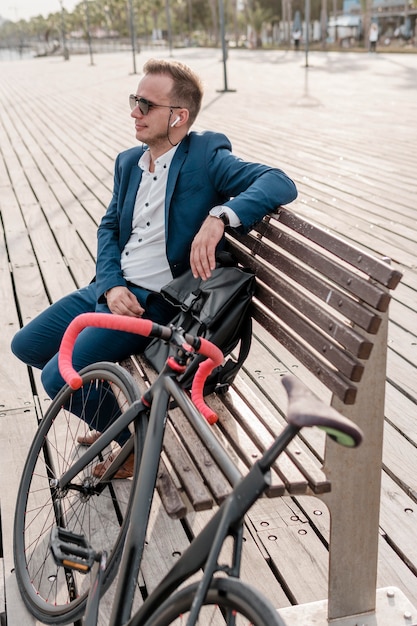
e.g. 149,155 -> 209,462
246,0 -> 274,47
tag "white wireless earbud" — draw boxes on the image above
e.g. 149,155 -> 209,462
170,116 -> 181,127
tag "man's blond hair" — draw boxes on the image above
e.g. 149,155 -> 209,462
143,58 -> 203,125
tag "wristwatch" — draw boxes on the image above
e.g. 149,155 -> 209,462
210,211 -> 230,227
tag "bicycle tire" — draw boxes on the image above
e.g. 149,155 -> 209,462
13,362 -> 146,625
139,578 -> 286,626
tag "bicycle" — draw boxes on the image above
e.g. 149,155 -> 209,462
13,312 -> 363,626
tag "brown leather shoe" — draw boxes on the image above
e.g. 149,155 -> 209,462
93,452 -> 135,479
77,430 -> 102,446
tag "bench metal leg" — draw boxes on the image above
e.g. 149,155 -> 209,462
320,310 -> 389,620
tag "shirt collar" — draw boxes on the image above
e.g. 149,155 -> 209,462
138,143 -> 180,172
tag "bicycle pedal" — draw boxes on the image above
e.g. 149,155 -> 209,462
49,527 -> 99,573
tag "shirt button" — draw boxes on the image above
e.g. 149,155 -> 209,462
146,221 -> 150,226
138,238 -> 142,242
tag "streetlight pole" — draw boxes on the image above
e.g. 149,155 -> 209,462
84,0 -> 94,65
333,0 -> 338,44
59,0 -> 69,60
127,0 -> 137,74
304,0 -> 310,67
165,0 -> 173,56
217,0 -> 235,92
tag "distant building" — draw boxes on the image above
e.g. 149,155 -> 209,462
328,0 -> 416,43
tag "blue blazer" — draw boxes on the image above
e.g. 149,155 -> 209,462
95,130 -> 297,300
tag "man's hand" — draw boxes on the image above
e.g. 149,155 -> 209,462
105,286 -> 145,317
190,216 -> 224,280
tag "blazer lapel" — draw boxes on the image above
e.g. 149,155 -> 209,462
164,136 -> 190,237
120,163 -> 142,248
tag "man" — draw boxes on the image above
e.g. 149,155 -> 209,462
12,58 -> 297,477
369,23 -> 378,52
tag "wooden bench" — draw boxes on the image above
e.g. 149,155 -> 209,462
123,205 -> 403,623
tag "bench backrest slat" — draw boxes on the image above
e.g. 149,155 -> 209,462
275,208 -> 402,290
232,246 -> 375,356
253,307 -> 358,404
255,284 -> 364,381
225,207 -> 403,405
231,236 -> 383,334
247,225 -> 390,312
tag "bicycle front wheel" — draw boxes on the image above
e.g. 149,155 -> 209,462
140,578 -> 286,626
13,362 -> 146,625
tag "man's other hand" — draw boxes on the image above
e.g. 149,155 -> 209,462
105,286 -> 145,317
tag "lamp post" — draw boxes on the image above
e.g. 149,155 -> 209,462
333,0 -> 338,44
217,0 -> 235,92
84,0 -> 94,65
127,0 -> 137,74
59,0 -> 69,60
304,0 -> 310,67
165,0 -> 173,56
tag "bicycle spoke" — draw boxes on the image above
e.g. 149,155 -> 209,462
14,363 -> 143,624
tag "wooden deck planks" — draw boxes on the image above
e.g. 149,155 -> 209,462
0,48 -> 416,622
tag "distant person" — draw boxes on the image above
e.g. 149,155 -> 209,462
369,23 -> 379,52
293,29 -> 301,51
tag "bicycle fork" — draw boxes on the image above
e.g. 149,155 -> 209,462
186,497 -> 246,626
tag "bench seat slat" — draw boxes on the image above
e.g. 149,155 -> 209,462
163,423 -> 214,511
219,390 -> 331,495
156,457 -> 188,519
130,358 -> 233,505
167,407 -> 232,503
208,395 -> 288,495
123,358 -> 231,511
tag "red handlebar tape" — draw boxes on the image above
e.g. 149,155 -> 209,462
58,313 -> 223,424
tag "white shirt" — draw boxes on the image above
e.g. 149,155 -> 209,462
121,147 -> 178,292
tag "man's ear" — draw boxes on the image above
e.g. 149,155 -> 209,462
173,109 -> 190,127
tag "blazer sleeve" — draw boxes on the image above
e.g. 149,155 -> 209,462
205,138 -> 298,232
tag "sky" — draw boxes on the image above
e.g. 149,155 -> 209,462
1,1 -> 79,22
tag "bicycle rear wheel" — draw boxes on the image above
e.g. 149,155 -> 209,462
140,578 -> 286,626
13,362 -> 146,625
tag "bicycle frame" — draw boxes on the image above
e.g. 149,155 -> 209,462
55,314 -> 241,625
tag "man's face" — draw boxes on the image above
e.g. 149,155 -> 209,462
131,73 -> 177,149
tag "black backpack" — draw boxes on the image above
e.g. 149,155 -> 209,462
144,253 -> 256,395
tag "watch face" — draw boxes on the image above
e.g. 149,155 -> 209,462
219,212 -> 230,226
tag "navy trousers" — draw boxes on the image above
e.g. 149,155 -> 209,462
11,282 -> 176,443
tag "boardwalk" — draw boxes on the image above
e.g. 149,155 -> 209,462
0,47 -> 416,624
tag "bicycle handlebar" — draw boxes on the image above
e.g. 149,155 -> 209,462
58,312 -> 224,424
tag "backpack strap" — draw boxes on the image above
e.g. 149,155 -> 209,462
212,310 -> 253,394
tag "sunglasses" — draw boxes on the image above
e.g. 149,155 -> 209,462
129,94 -> 182,116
